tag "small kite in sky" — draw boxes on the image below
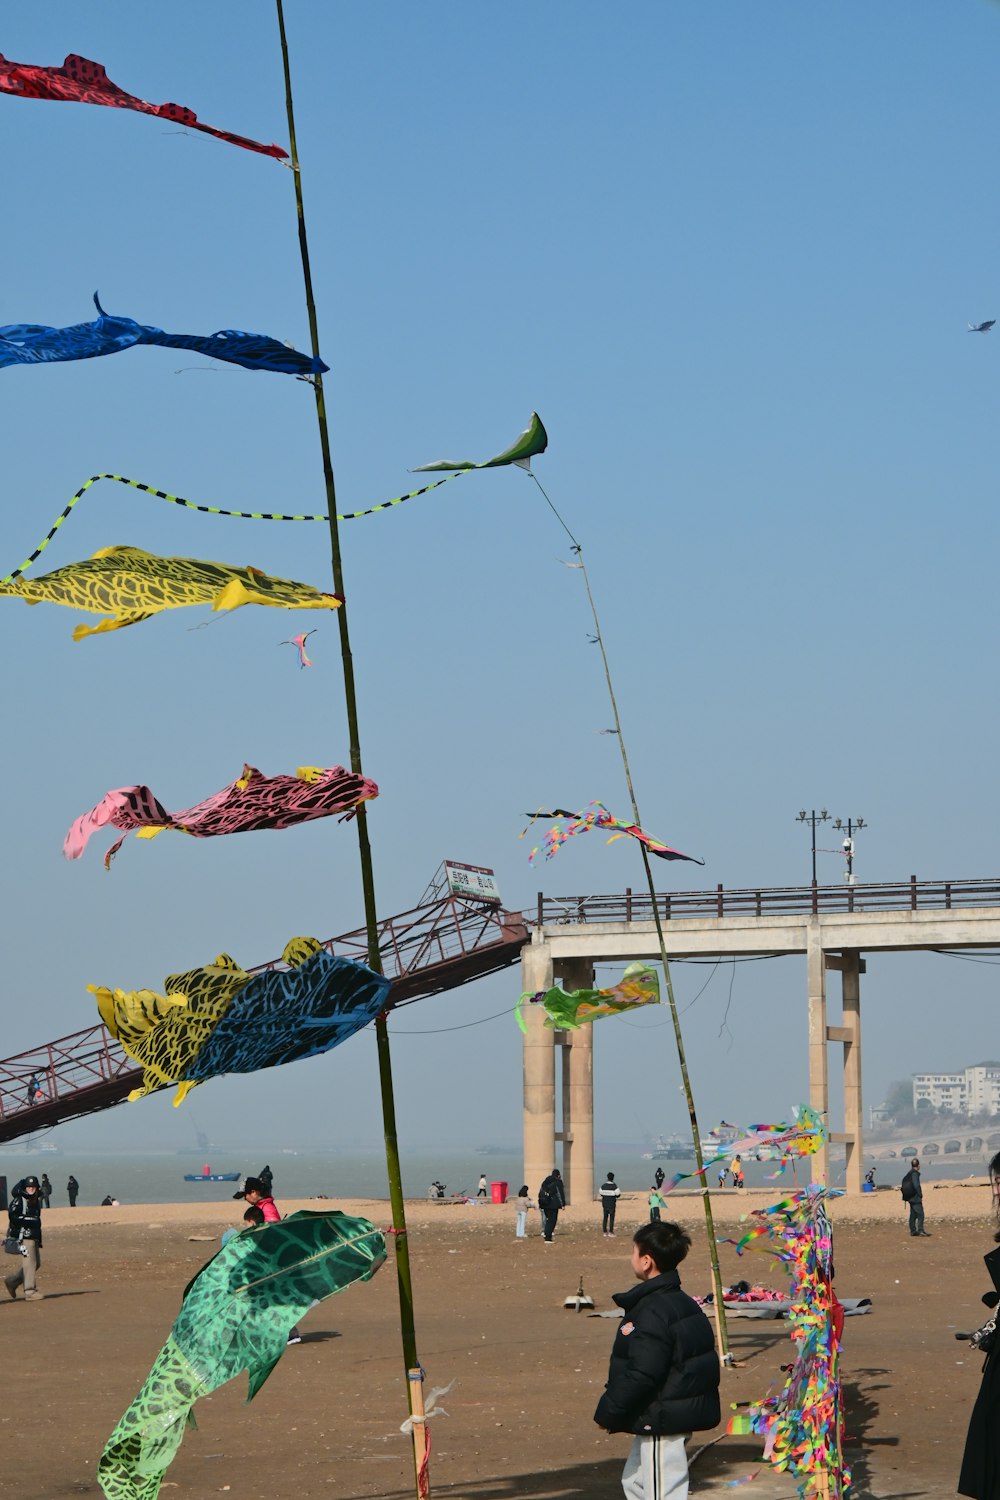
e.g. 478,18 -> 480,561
65,763 -> 377,867
0,50 -> 288,158
0,294 -> 326,376
968,320 -> 996,333
516,962 -> 659,1032
521,802 -> 704,865
412,412 -> 548,472
282,630 -> 316,668
0,545 -> 341,640
90,936 -> 390,1105
97,1211 -> 384,1500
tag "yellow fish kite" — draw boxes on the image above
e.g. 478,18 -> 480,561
0,545 -> 342,639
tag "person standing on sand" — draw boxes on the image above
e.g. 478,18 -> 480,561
902,1158 -> 929,1237
601,1172 -> 621,1237
66,1175 -> 79,1207
538,1168 -> 566,1243
39,1174 -> 52,1209
594,1220 -> 721,1500
514,1185 -> 534,1239
5,1175 -> 45,1301
653,1166 -> 666,1191
959,1149 -> 1000,1500
258,1164 -> 274,1195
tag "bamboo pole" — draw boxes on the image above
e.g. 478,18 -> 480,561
274,0 -> 423,1481
530,474 -> 732,1363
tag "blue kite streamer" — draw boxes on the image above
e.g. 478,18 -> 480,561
0,294 -> 327,376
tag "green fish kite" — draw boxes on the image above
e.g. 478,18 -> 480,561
516,961 -> 660,1032
97,1211 -> 385,1500
412,411 -> 547,472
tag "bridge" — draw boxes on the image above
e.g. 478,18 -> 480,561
521,874 -> 1000,1202
8,872 -> 1000,1195
0,893 -> 530,1144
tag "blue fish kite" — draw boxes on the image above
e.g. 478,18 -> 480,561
0,294 -> 327,376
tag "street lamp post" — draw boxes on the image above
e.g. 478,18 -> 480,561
833,817 -> 866,883
796,808 -> 829,887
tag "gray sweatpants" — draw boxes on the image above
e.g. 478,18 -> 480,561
5,1242 -> 40,1294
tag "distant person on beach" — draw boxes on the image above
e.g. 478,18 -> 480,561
39,1174 -> 52,1209
4,1175 -> 45,1301
958,1149 -> 1000,1500
653,1166 -> 665,1191
594,1220 -> 721,1500
477,1174 -> 488,1199
66,1175 -> 79,1208
514,1185 -> 535,1239
222,1203 -> 265,1248
732,1156 -> 744,1189
717,1164 -> 727,1188
600,1172 -> 621,1237
258,1164 -> 274,1195
538,1168 -> 566,1243
901,1158 -> 928,1236
648,1186 -> 665,1223
100,1195 -> 119,1207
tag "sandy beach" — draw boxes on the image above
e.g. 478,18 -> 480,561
10,1182 -> 994,1499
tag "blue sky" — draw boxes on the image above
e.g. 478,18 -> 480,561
2,2 -> 999,1161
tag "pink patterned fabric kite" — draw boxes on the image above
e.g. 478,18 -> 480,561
0,52 -> 288,158
64,764 -> 378,869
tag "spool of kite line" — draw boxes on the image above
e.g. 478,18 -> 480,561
2,469 -> 468,583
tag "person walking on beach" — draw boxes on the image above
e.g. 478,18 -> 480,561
4,1175 -> 45,1301
514,1185 -> 534,1239
39,1174 -> 52,1209
653,1166 -> 666,1192
594,1220 -> 721,1500
600,1172 -> 621,1237
477,1174 -> 488,1199
538,1168 -> 566,1243
902,1158 -> 929,1236
66,1175 -> 79,1207
958,1149 -> 1000,1500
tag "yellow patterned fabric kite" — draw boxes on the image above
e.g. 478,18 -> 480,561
0,545 -> 342,639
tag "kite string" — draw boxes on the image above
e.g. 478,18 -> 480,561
1,469 -> 469,583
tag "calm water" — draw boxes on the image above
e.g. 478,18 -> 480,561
2,1143 -> 988,1208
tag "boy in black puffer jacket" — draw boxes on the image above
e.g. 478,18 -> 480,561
594,1220 -> 720,1500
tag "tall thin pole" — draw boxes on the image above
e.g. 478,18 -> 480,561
531,476 -> 731,1362
275,0 -> 423,1476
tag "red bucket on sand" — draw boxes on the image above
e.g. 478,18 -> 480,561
491,1181 -> 508,1204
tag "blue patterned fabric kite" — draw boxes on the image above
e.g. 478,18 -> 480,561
0,294 -> 327,376
90,938 -> 390,1105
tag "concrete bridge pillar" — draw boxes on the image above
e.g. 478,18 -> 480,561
807,923 -> 829,1185
522,939 -> 555,1196
558,959 -> 595,1208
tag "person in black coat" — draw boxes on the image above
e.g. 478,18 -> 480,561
959,1151 -> 1000,1499
595,1219 -> 720,1500
537,1168 -> 566,1243
4,1175 -> 44,1301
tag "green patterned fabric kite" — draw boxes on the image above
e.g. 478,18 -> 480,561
97,1211 -> 385,1500
412,411 -> 548,471
516,961 -> 659,1032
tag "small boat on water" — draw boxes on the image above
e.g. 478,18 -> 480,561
183,1169 -> 241,1183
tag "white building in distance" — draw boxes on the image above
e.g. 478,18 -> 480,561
913,1063 -> 1000,1115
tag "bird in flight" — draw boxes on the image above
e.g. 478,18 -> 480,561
968,320 -> 996,333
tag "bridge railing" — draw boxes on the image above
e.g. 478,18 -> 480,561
0,1025 -> 135,1125
536,876 -> 1000,926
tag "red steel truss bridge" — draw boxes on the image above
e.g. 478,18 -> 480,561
0,894 -> 530,1144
